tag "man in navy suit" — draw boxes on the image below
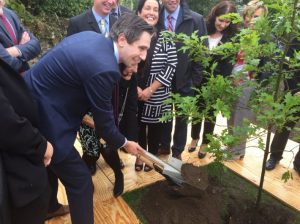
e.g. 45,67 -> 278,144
24,14 -> 154,224
0,0 -> 40,73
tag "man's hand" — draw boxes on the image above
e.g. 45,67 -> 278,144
123,140 -> 144,156
19,31 -> 30,45
6,46 -> 21,57
44,141 -> 53,167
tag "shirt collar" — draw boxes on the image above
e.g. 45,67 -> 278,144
164,5 -> 180,21
113,41 -> 119,63
92,7 -> 110,24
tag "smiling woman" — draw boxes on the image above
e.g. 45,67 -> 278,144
134,0 -> 178,172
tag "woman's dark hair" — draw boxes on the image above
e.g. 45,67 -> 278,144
206,0 -> 238,36
135,0 -> 161,15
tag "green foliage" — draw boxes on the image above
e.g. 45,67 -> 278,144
39,0 -> 92,17
163,0 -> 300,208
282,170 -> 293,183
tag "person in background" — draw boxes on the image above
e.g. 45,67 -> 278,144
157,0 -> 207,160
135,0 -> 177,171
67,0 -> 117,37
222,0 -> 268,161
265,39 -> 300,173
188,0 -> 239,159
24,14 -> 153,224
0,58 -> 53,224
111,0 -> 132,18
0,0 -> 40,73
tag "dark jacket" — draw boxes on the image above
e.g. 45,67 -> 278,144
119,76 -> 138,141
157,2 -> 207,90
0,59 -> 47,207
67,9 -> 117,36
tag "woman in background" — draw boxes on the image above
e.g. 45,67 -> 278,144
135,0 -> 177,171
188,0 -> 239,159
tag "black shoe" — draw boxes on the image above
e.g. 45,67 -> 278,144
113,172 -> 124,197
198,151 -> 207,159
265,157 -> 279,171
188,139 -> 199,153
82,153 -> 97,175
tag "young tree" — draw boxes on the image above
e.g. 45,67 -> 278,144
165,0 -> 300,209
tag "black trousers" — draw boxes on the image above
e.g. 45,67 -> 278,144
11,183 -> 50,224
139,122 -> 172,155
270,111 -> 300,168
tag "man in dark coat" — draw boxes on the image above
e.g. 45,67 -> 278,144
24,14 -> 153,224
0,58 -> 53,224
0,0 -> 41,73
157,0 -> 207,159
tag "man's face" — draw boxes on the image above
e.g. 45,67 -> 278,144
118,31 -> 151,69
0,0 -> 4,15
162,0 -> 180,13
93,0 -> 116,16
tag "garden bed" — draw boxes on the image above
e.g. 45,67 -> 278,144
123,163 -> 300,224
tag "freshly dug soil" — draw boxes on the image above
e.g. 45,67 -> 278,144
129,163 -> 299,224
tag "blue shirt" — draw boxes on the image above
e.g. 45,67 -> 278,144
92,8 -> 110,33
164,5 -> 180,31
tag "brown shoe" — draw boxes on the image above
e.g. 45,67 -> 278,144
46,205 -> 70,220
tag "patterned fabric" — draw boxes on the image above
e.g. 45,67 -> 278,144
141,32 -> 177,123
78,112 -> 106,157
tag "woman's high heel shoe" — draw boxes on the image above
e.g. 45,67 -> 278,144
135,158 -> 143,172
198,145 -> 207,159
188,139 -> 199,153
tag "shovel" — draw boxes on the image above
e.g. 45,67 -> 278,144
138,149 -> 185,186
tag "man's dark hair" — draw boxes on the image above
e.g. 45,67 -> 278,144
110,13 -> 155,44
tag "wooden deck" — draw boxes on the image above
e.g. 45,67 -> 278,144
46,117 -> 300,224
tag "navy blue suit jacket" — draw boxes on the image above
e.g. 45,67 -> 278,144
0,7 -> 41,72
24,31 -> 125,163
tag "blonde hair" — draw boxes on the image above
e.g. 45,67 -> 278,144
243,0 -> 268,20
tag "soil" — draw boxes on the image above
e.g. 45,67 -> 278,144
129,163 -> 299,224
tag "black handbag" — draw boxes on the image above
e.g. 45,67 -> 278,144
0,154 -> 11,224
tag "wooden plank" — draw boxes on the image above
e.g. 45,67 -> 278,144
94,198 -> 140,224
47,122 -> 300,224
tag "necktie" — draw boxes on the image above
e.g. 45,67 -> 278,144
0,15 -> 17,44
167,15 -> 174,32
100,18 -> 106,35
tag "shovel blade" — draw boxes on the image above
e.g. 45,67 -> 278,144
162,157 -> 184,186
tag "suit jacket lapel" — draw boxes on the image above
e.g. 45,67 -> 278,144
87,9 -> 100,33
109,14 -> 117,29
175,7 -> 183,31
0,12 -> 15,45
